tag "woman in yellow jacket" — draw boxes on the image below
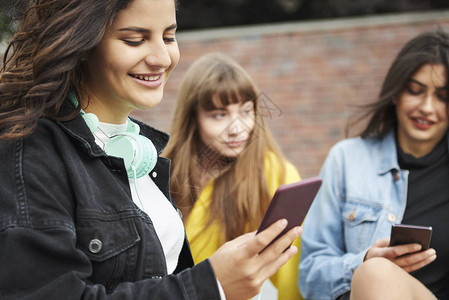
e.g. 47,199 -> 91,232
164,52 -> 303,300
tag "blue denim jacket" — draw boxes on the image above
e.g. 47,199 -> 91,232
298,130 -> 423,300
0,101 -> 220,299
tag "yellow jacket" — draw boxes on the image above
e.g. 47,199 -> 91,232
185,153 -> 303,300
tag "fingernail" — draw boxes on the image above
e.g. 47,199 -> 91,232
278,219 -> 287,227
289,246 -> 298,254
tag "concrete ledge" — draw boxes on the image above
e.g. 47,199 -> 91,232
177,9 -> 449,41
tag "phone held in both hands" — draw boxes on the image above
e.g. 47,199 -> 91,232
389,224 -> 433,251
256,176 -> 322,249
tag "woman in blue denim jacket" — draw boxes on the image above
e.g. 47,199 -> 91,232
0,0 -> 302,299
299,28 -> 449,300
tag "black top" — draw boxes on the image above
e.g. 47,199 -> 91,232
0,99 -> 220,299
398,137 -> 449,299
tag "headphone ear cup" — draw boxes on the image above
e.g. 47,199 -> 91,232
79,109 -> 157,178
133,134 -> 158,177
104,133 -> 157,178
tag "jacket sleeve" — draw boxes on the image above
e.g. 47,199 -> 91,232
298,145 -> 368,300
0,137 -> 221,300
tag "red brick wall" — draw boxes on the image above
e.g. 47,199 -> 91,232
132,11 -> 449,179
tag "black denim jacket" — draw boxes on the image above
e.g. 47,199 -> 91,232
0,102 -> 220,299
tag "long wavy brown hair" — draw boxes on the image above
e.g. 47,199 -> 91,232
0,0 -> 140,140
346,27 -> 449,138
164,53 -> 288,241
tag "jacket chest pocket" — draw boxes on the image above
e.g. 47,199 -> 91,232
76,214 -> 140,291
342,201 -> 382,252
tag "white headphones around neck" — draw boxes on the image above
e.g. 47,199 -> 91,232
69,93 -> 158,179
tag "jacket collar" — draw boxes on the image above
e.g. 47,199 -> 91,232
378,130 -> 400,175
377,129 -> 449,175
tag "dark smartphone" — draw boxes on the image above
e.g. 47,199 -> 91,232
389,224 -> 433,251
256,176 -> 322,250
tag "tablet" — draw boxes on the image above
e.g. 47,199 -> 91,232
256,176 -> 322,249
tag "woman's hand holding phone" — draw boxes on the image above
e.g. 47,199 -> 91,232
364,238 -> 437,273
209,219 -> 302,300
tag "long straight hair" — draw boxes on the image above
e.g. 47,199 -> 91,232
346,27 -> 449,138
164,53 -> 288,241
0,0 -> 133,140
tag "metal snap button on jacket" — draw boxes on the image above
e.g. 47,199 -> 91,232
387,213 -> 396,223
348,209 -> 356,221
393,171 -> 400,181
89,238 -> 103,253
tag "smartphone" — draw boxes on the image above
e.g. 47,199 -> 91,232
389,224 -> 433,251
256,176 -> 322,250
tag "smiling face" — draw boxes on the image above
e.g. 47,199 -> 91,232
396,63 -> 449,157
197,99 -> 255,159
83,0 -> 179,123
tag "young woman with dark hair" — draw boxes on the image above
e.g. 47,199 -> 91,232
0,1 -> 301,299
299,28 -> 449,300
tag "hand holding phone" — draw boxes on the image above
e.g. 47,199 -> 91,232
256,177 -> 322,249
389,224 -> 433,251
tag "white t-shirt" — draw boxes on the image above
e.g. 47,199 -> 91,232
93,121 -> 184,274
